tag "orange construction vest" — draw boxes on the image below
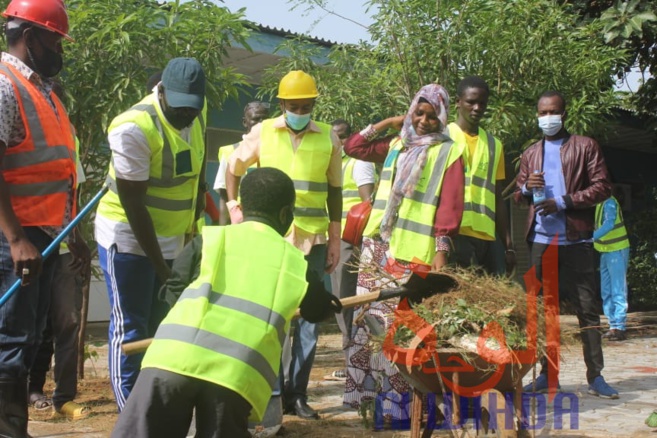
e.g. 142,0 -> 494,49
0,63 -> 77,226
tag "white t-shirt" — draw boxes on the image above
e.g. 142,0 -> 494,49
95,107 -> 193,260
352,159 -> 376,188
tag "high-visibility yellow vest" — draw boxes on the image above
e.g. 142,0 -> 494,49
142,222 -> 308,420
341,155 -> 363,232
97,92 -> 206,237
259,119 -> 332,234
218,142 -> 257,175
447,123 -> 502,240
594,196 -> 629,252
363,137 -> 461,264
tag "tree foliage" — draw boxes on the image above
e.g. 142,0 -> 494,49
267,0 -> 627,153
1,0 -> 252,246
565,0 -> 657,118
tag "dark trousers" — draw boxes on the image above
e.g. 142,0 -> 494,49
530,242 -> 604,384
0,227 -> 57,437
453,234 -> 505,276
29,252 -> 83,409
111,368 -> 251,438
329,240 -> 358,351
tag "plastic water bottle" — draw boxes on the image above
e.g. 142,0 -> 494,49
532,170 -> 545,204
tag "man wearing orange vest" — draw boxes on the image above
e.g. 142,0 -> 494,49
0,1 -> 89,435
226,71 -> 342,419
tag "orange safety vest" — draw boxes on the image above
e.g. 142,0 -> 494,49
0,63 -> 76,226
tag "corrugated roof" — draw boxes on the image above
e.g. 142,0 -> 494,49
255,23 -> 338,48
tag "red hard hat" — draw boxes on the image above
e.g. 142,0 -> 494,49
2,0 -> 72,41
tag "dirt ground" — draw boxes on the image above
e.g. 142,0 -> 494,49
28,317 -> 657,438
28,324 -> 413,438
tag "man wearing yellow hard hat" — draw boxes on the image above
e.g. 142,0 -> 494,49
226,70 -> 342,419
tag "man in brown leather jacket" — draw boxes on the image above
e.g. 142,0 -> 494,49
515,91 -> 618,398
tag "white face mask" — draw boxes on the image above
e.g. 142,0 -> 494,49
538,115 -> 563,136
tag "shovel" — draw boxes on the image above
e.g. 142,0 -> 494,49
121,271 -> 459,356
0,185 -> 109,308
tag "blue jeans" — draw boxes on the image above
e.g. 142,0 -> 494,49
284,244 -> 327,403
99,244 -> 170,411
0,227 -> 57,380
600,248 -> 629,331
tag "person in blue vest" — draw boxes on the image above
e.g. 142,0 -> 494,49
594,185 -> 630,341
111,168 -> 341,438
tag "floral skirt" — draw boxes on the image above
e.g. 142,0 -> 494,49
343,237 -> 413,425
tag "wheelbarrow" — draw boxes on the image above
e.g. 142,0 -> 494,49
392,348 -> 534,438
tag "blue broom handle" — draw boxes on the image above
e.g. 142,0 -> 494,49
0,184 -> 109,307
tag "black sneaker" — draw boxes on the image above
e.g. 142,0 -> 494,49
609,330 -> 627,341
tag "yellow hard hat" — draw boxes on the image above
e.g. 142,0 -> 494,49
277,70 -> 319,99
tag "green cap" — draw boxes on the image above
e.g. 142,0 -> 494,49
162,57 -> 205,110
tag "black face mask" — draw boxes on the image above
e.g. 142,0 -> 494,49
162,107 -> 197,130
27,31 -> 63,78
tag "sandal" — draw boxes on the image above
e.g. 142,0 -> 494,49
29,392 -> 52,411
54,401 -> 91,420
323,369 -> 347,381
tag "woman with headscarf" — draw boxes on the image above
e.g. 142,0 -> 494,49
342,84 -> 465,424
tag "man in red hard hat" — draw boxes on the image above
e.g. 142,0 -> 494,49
0,0 -> 89,435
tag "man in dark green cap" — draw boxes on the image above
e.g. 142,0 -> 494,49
95,57 -> 208,410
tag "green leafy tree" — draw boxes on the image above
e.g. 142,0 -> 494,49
266,0 -> 627,154
1,0 -> 253,245
565,0 -> 657,120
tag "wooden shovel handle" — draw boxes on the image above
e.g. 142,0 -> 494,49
122,287 -> 409,355
121,339 -> 153,356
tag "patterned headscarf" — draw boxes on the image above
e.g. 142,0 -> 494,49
379,84 -> 451,241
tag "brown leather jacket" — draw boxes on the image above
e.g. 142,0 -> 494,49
515,133 -> 611,242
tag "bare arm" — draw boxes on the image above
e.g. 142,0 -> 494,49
358,183 -> 374,201
116,178 -> 171,283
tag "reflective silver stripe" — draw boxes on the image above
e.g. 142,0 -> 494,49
413,141 -> 452,206
155,323 -> 276,388
598,235 -> 629,245
9,179 -> 69,196
149,175 -> 196,188
396,217 -> 434,235
380,170 -> 392,181
464,202 -> 495,220
373,199 -> 387,210
3,145 -> 72,169
295,207 -> 328,218
145,106 -> 175,181
341,157 -> 352,179
342,210 -> 348,219
144,195 -> 193,211
106,175 -> 193,211
468,174 -> 496,195
293,180 -> 328,192
0,65 -> 68,169
485,132 -> 496,183
610,222 -> 625,231
179,283 -> 287,347
343,190 -> 360,198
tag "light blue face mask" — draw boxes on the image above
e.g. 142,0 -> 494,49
285,110 -> 311,130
